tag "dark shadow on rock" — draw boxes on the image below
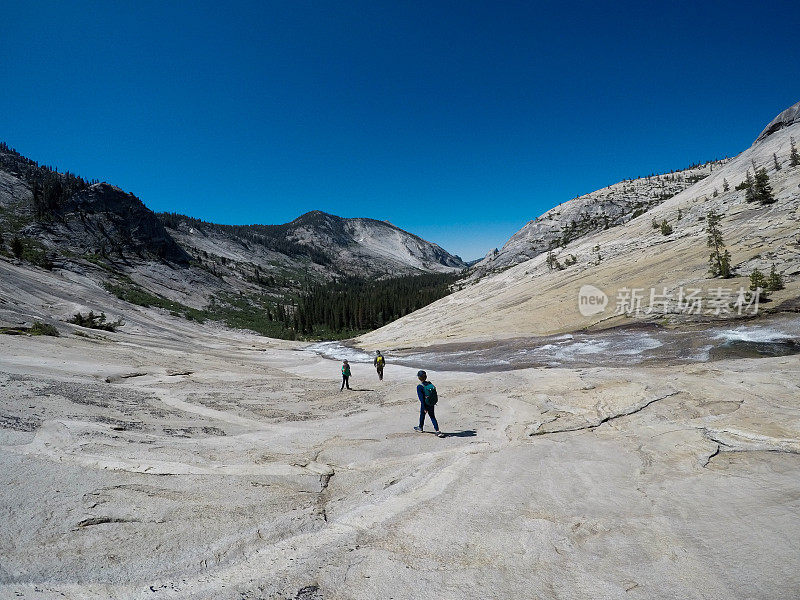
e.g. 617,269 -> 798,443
440,429 -> 477,438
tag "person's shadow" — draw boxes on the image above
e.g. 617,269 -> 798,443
439,429 -> 477,438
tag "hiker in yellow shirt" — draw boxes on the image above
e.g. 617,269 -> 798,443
373,351 -> 385,381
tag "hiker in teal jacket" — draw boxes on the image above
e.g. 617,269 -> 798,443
340,360 -> 352,391
414,370 -> 445,437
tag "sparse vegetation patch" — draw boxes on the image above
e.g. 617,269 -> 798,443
68,311 -> 124,332
1,321 -> 60,336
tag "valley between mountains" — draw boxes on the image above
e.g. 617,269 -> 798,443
1,102 -> 800,600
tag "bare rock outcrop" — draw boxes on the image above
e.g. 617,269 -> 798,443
755,99 -> 800,143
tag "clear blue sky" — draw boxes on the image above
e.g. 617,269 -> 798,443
2,1 -> 798,260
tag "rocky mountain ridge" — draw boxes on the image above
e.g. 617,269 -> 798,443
473,158 -> 731,278
0,146 -> 187,265
158,209 -> 464,283
0,144 -> 464,317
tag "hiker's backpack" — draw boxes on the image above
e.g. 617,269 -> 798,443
422,381 -> 438,406
376,356 -> 385,367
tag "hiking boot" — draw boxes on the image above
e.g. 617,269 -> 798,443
413,426 -> 423,432
436,432 -> 446,438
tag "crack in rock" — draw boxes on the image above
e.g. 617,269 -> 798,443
166,369 -> 193,377
319,472 -> 334,492
701,428 -> 800,465
529,391 -> 680,436
77,516 -> 137,527
701,443 -> 722,468
104,372 -> 148,383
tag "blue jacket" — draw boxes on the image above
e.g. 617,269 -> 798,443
417,383 -> 428,404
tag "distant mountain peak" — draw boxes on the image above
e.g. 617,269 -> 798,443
293,209 -> 333,220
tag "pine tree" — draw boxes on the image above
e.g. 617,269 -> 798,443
790,137 -> 800,167
749,268 -> 768,300
749,268 -> 766,290
744,170 -> 756,203
707,210 -> 733,278
720,249 -> 732,279
11,236 -> 23,258
766,263 -> 784,291
660,220 -> 673,236
722,178 -> 729,192
754,167 -> 775,204
773,153 -> 781,171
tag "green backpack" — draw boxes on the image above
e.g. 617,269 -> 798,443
422,382 -> 438,406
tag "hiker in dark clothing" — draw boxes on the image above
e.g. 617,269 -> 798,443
340,360 -> 352,391
374,351 -> 385,381
414,370 -> 445,437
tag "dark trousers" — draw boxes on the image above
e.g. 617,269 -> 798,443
419,402 -> 439,431
341,375 -> 350,390
376,367 -> 384,380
